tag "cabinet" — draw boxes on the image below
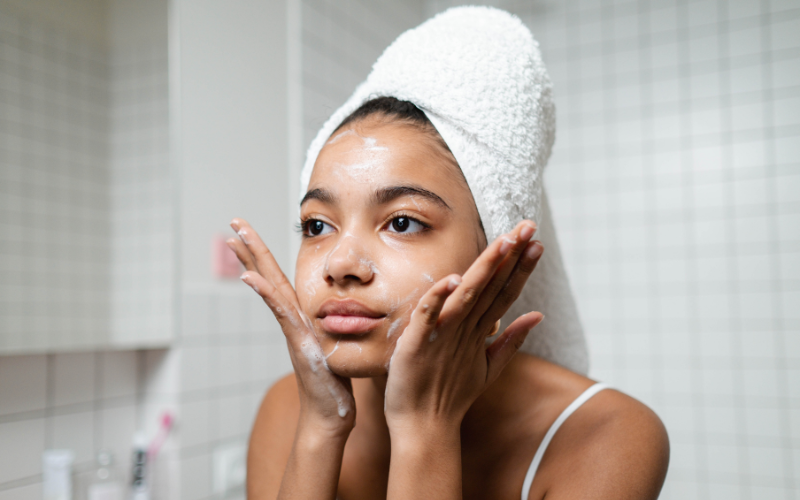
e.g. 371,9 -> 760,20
0,0 -> 174,353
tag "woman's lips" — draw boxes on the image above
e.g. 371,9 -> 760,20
318,299 -> 385,334
321,315 -> 385,334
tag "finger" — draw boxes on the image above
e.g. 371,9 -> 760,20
485,312 -> 544,384
464,221 -> 536,330
474,240 -> 543,335
231,218 -> 296,301
443,220 -> 534,324
240,271 -> 309,348
405,274 -> 461,345
226,237 -> 258,272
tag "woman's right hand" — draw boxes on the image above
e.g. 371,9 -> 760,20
228,218 -> 356,438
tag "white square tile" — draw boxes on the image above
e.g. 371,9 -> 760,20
781,290 -> 800,319
728,25 -> 762,58
734,214 -> 772,245
748,485 -> 793,500
0,483 -> 43,500
217,345 -> 243,388
732,139 -> 767,169
726,0 -> 761,20
144,349 -> 179,396
772,16 -> 800,52
743,367 -> 781,399
740,329 -> 777,359
776,173 -> 800,204
747,444 -> 788,480
100,351 -> 137,400
778,212 -> 800,242
0,418 -> 46,484
702,366 -> 736,396
180,345 -> 209,393
705,443 -> 741,476
52,411 -> 94,464
0,355 -> 47,415
740,249 -> 775,285
707,482 -> 744,500
215,394 -> 244,442
660,478 -> 701,500
53,352 -> 96,407
745,406 -> 783,439
98,405 -> 137,467
703,403 -> 738,436
669,440 -> 701,475
663,367 -> 694,395
264,342 -> 294,383
178,398 -> 210,449
775,135 -> 800,167
218,293 -> 245,337
179,452 -> 212,500
772,56 -> 799,90
730,64 -> 763,94
738,291 -> 775,321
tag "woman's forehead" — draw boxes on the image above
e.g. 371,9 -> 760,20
309,120 -> 467,202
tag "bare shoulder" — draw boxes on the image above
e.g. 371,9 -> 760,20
247,373 -> 300,500
527,360 -> 669,500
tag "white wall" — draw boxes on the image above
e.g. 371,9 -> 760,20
1,0 -> 296,498
172,0 -> 294,497
300,0 -> 424,151
425,1 -> 799,498
0,0 -> 111,352
0,0 -> 174,353
109,0 -> 173,347
0,2 -> 175,497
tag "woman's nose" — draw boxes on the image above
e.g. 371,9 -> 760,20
324,234 -> 376,285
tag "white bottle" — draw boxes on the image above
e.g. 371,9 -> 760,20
43,450 -> 74,500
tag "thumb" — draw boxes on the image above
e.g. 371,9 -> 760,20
485,312 -> 544,383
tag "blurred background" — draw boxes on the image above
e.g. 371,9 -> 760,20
0,0 -> 797,498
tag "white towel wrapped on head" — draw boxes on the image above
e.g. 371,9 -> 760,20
299,6 -> 589,375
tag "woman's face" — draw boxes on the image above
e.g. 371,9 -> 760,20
295,116 -> 485,377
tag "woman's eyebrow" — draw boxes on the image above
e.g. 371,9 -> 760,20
300,188 -> 336,206
373,185 -> 451,210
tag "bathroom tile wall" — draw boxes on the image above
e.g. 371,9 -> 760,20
424,0 -> 799,498
109,40 -> 173,347
300,0 -> 424,150
0,349 -> 169,499
0,0 -> 177,497
171,0 -> 295,496
0,2 -> 111,352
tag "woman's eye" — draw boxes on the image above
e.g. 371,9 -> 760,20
306,220 -> 334,236
388,216 -> 425,233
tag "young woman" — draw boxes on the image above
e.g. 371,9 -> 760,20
228,8 -> 669,500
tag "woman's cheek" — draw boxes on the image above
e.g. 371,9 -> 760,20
295,254 -> 327,308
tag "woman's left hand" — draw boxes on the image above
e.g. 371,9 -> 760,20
384,220 -> 545,433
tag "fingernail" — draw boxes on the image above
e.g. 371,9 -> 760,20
499,236 -> 516,255
230,219 -> 240,230
447,277 -> 461,292
525,241 -> 543,260
520,224 -> 535,242
241,273 -> 259,293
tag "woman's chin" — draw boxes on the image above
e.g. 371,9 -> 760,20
323,346 -> 390,378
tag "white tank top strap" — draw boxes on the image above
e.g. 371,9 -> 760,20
520,382 -> 609,500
